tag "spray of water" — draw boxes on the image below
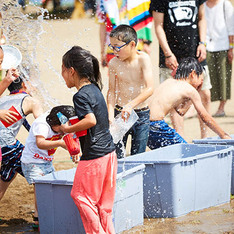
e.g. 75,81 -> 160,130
0,0 -> 60,109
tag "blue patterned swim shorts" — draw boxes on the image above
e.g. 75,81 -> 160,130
0,140 -> 24,182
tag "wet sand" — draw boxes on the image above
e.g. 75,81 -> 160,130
0,5 -> 234,234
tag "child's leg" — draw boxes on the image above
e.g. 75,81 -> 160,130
32,184 -> 39,229
0,174 -> 17,200
131,109 -> 150,155
97,152 -> 117,234
33,184 -> 38,218
21,162 -> 55,229
0,141 -> 24,200
0,147 -> 1,173
71,151 -> 117,234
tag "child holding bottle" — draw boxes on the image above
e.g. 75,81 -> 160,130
21,105 -> 76,229
61,46 -> 117,234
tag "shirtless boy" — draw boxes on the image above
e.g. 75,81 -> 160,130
108,25 -> 154,158
148,57 -> 230,150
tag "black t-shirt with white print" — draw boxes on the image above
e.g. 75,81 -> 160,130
150,0 -> 206,67
73,83 -> 115,160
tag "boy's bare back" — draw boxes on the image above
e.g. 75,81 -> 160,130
149,78 -> 199,120
108,51 -> 152,109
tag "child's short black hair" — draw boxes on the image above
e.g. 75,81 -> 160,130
8,76 -> 23,92
46,105 -> 76,128
110,24 -> 138,45
175,57 -> 203,80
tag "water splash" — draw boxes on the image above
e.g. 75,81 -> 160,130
0,0 -> 60,109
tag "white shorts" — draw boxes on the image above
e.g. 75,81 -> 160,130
159,65 -> 212,91
21,162 -> 55,185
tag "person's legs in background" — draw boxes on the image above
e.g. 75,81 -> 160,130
18,0 -> 26,10
0,175 -> 16,200
198,89 -> 211,138
197,65 -> 211,138
84,0 -> 96,17
208,51 -> 232,117
0,142 -> 25,200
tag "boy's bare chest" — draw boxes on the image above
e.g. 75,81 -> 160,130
115,64 -> 142,82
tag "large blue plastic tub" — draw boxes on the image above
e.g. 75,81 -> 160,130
118,143 -> 233,218
35,163 -> 145,234
193,135 -> 234,195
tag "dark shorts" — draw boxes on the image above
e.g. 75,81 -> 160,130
147,120 -> 187,150
0,140 -> 24,182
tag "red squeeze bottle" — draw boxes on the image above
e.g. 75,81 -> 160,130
69,116 -> 87,137
63,133 -> 80,156
56,112 -> 81,156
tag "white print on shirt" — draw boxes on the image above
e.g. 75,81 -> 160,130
33,153 -> 53,161
168,0 -> 198,27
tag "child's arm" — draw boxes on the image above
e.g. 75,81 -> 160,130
36,135 -> 66,150
0,68 -> 19,96
107,62 -> 117,123
122,54 -> 154,119
191,90 -> 231,139
60,113 -> 96,134
23,96 -> 44,119
175,99 -> 193,116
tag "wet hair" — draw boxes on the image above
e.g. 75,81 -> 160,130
8,76 -> 23,92
175,57 -> 203,80
46,105 -> 76,128
110,24 -> 138,45
62,46 -> 103,90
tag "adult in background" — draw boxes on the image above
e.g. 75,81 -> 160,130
205,0 -> 234,117
150,0 -> 212,139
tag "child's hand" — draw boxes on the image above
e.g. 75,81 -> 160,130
5,68 -> 20,82
0,109 -> 19,123
221,134 -> 232,139
121,105 -> 132,122
60,122 -> 70,133
71,152 -> 82,163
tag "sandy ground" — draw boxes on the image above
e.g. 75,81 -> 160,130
0,3 -> 234,233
